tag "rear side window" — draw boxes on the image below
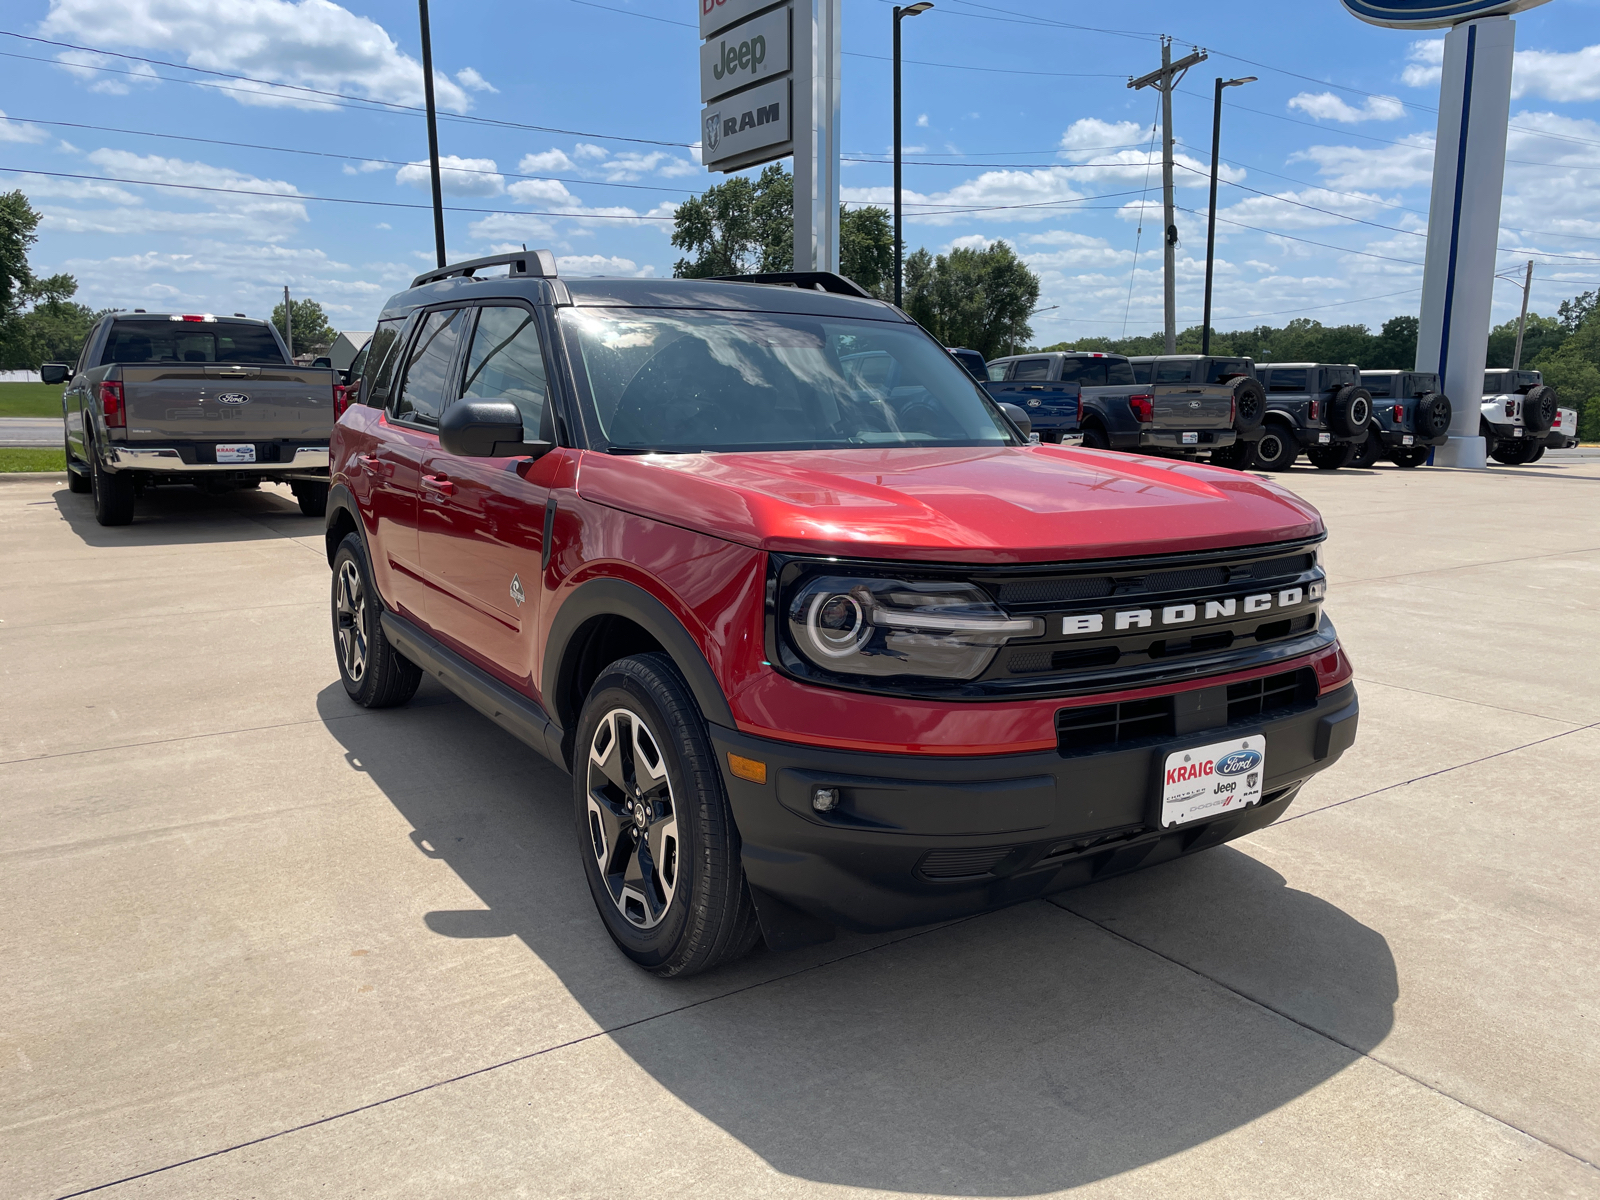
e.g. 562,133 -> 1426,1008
1153,361 -> 1192,384
1205,359 -> 1250,384
1362,375 -> 1392,397
362,318 -> 406,408
1011,358 -> 1053,381
100,320 -> 286,366
1131,360 -> 1152,384
986,362 -> 1009,382
1483,372 -> 1504,394
393,308 -> 468,425
457,305 -> 549,439
1059,357 -> 1136,386
1266,369 -> 1306,392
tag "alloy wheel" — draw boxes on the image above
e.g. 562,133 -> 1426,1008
335,559 -> 369,683
586,707 -> 680,929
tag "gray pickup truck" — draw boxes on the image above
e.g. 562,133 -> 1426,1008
42,311 -> 336,526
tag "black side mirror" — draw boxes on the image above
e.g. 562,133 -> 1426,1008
439,400 -> 553,459
40,363 -> 70,385
998,401 -> 1032,439
312,357 -> 332,369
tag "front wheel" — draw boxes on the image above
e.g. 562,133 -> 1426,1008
1209,441 -> 1255,470
1252,427 -> 1298,472
1389,447 -> 1430,468
575,653 -> 760,977
1079,424 -> 1110,451
1350,432 -> 1382,469
293,481 -> 329,517
331,534 -> 422,708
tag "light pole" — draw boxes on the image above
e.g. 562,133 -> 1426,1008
418,0 -> 447,269
1202,75 -> 1255,355
893,3 -> 933,307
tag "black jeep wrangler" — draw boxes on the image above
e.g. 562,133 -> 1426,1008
1356,370 -> 1452,468
1252,364 -> 1372,472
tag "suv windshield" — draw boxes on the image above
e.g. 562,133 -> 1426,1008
100,320 -> 286,366
561,308 -> 1016,452
1060,357 -> 1135,386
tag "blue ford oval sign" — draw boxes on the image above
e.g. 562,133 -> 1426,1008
1216,749 -> 1263,776
1342,0 -> 1551,29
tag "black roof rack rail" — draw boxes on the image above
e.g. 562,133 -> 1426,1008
412,249 -> 558,288
708,271 -> 875,299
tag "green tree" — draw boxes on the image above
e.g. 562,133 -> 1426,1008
0,189 -> 39,324
1486,313 -> 1564,368
904,241 -> 1040,358
839,205 -> 893,298
271,298 -> 336,357
0,190 -> 101,369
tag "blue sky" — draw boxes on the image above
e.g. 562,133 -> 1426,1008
3,0 -> 1600,346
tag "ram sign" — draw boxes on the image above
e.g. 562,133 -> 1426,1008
700,76 -> 790,173
698,1 -> 794,173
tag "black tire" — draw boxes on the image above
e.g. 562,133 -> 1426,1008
1413,392 -> 1452,439
1307,442 -> 1357,470
1328,386 -> 1373,436
1350,431 -> 1383,468
1230,377 -> 1267,434
88,439 -> 135,526
1480,418 -> 1499,459
1252,425 -> 1298,472
1079,423 -> 1111,450
65,434 -> 91,493
1209,441 -> 1255,470
1389,447 -> 1430,468
1526,442 -> 1546,463
331,533 -> 422,708
1490,438 -> 1537,465
293,481 -> 329,518
1521,385 -> 1557,433
574,653 -> 761,977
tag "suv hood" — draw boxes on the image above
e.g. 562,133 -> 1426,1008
577,445 -> 1321,564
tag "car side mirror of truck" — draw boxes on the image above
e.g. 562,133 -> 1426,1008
40,363 -> 70,385
439,399 -> 554,460
998,401 -> 1032,439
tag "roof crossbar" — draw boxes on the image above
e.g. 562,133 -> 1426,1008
413,249 -> 558,288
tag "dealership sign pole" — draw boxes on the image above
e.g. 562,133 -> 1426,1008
1342,0 -> 1551,469
699,0 -> 840,271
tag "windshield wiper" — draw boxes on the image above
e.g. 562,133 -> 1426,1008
605,445 -> 699,455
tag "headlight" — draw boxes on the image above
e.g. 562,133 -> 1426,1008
784,574 -> 1042,681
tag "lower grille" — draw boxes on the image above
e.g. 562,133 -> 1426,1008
1056,696 -> 1175,754
918,846 -> 1015,880
1227,668 -> 1316,724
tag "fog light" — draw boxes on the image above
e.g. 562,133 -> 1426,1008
812,786 -> 840,813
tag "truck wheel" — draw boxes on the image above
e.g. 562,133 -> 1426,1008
1307,443 -> 1356,470
1350,432 -> 1382,468
331,534 -> 422,708
1328,386 -> 1372,436
1526,442 -> 1546,463
293,481 -> 329,518
1252,426 -> 1297,472
65,435 -> 91,493
1209,441 -> 1255,470
1521,385 -> 1557,434
1479,418 -> 1499,458
574,653 -> 761,977
1231,378 -> 1266,434
1413,392 -> 1452,439
88,440 -> 135,526
1080,423 -> 1110,450
1389,447 -> 1429,468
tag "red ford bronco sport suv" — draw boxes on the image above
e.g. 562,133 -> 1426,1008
325,251 -> 1358,977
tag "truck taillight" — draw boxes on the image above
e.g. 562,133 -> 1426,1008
1308,400 -> 1320,420
1128,394 -> 1153,424
100,380 -> 125,428
333,383 -> 350,417
1393,404 -> 1404,422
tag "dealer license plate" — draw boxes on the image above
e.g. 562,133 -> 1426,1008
216,443 -> 256,463
1513,427 -> 1523,437
1317,432 -> 1331,444
1402,435 -> 1414,445
1182,431 -> 1199,445
1160,735 -> 1266,828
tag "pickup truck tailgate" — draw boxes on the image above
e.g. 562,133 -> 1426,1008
1152,382 -> 1233,429
118,365 -> 336,441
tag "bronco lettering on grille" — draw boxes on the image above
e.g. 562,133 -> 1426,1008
1064,588 -> 1308,637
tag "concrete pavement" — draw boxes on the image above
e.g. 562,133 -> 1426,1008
2,459 -> 1598,1199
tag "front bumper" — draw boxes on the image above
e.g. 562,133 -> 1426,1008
106,444 -> 330,477
712,680 -> 1357,934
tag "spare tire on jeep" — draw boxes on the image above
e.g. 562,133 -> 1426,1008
1521,384 -> 1557,433
1230,377 -> 1266,434
1413,392 -> 1452,439
1328,385 -> 1372,436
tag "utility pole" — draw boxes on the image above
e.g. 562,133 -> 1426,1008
418,0 -> 447,269
1512,259 -> 1533,369
1130,38 -> 1207,354
283,284 -> 293,359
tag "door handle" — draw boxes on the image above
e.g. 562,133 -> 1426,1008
356,454 -> 393,479
422,473 -> 455,497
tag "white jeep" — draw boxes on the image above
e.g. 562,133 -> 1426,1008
1481,369 -> 1559,465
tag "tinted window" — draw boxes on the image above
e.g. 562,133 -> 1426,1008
1012,357 -> 1053,381
562,308 -> 1015,453
393,308 -> 467,425
1266,369 -> 1307,392
1411,374 -> 1439,395
1205,359 -> 1251,384
100,320 -> 286,366
1131,360 -> 1152,385
1362,375 -> 1392,397
1483,372 -> 1504,394
458,305 -> 549,437
363,318 -> 406,408
1328,368 -> 1356,388
986,362 -> 1010,382
1059,357 -> 1135,386
1153,360 -> 1192,384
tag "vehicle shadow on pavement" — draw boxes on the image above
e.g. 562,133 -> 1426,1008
318,682 -> 1397,1195
51,484 -> 315,546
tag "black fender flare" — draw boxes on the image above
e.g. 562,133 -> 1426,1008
324,483 -> 368,567
543,576 -> 736,743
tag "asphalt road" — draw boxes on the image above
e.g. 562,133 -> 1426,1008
2,460 -> 1598,1199
0,418 -> 61,448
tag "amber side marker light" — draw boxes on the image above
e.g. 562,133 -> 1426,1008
728,753 -> 768,784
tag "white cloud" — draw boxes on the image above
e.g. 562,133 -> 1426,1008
1050,117 -> 1237,189
1402,39 -> 1444,89
948,234 -> 1001,251
1059,119 -> 1148,156
846,168 -> 1086,226
40,0 -> 479,113
916,114 -> 929,128
0,111 -> 48,143
342,159 -> 387,175
1217,186 -> 1419,234
455,66 -> 497,94
1291,134 -> 1435,191
554,254 -> 654,277
1287,92 -> 1406,123
506,178 -> 578,205
396,156 -> 504,197
520,149 -> 576,173
573,143 -> 610,162
1513,44 -> 1600,102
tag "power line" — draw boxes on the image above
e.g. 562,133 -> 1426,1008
1177,207 -> 1425,265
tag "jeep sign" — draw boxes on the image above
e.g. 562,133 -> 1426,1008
700,75 -> 790,172
700,6 -> 790,102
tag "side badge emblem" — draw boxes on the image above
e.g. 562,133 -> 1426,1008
510,574 -> 525,607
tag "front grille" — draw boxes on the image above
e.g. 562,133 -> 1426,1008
1143,566 -> 1228,592
996,575 -> 1114,605
1057,696 -> 1175,753
918,846 -> 1015,880
1227,667 -> 1316,723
